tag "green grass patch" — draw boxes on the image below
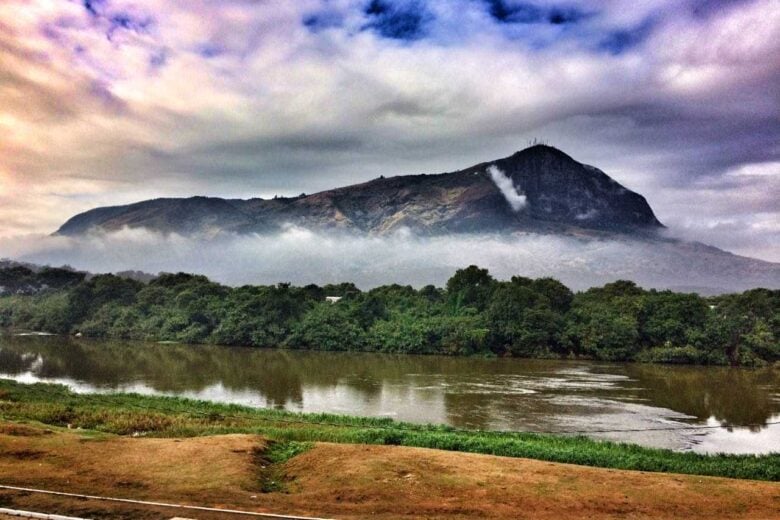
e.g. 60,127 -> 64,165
0,378 -> 778,481
265,440 -> 313,464
256,440 -> 313,493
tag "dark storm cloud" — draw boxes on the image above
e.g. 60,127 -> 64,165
570,103 -> 780,184
362,0 -> 432,40
82,0 -> 106,18
484,1 -> 588,25
690,0 -> 756,17
106,11 -> 154,40
190,133 -> 368,157
303,11 -> 345,32
598,17 -> 657,54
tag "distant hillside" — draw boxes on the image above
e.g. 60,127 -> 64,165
57,145 -> 663,237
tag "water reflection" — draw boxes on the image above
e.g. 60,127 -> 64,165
0,335 -> 778,454
619,363 -> 779,427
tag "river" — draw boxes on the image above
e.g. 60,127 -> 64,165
1,334 -> 778,454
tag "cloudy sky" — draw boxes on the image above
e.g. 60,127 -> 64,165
1,0 -> 778,261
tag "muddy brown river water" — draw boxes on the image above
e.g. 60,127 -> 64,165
1,334 -> 778,454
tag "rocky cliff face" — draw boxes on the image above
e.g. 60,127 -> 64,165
57,145 -> 663,237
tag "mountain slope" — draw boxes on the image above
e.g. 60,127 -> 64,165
56,145 -> 663,237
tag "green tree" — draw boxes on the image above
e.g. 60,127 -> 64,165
742,318 -> 779,362
530,277 -> 573,313
567,305 -> 640,361
287,302 -> 365,351
486,282 -> 541,352
446,265 -> 495,312
511,307 -> 564,357
37,267 -> 86,289
638,292 -> 708,347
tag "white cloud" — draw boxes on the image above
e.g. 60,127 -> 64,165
726,162 -> 780,178
2,228 -> 777,292
488,165 -> 527,211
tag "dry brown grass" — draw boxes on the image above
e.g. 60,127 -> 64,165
0,421 -> 778,519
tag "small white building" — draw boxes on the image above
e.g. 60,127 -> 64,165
325,296 -> 342,303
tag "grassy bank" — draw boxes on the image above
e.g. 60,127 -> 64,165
0,379 -> 778,481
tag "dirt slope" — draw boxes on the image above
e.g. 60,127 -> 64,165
0,422 -> 777,519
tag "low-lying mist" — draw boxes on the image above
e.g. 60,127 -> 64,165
1,227 -> 778,292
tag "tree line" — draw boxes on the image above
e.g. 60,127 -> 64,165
0,265 -> 777,366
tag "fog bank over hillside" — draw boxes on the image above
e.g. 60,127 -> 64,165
1,227 -> 778,292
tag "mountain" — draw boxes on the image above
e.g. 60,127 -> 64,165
51,145 -> 780,292
57,145 -> 663,237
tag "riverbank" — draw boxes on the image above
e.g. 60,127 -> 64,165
0,422 -> 779,520
0,379 -> 778,482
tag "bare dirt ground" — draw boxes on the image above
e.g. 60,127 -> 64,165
0,421 -> 778,520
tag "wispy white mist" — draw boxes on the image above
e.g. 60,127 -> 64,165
1,227 -> 777,292
488,166 -> 527,212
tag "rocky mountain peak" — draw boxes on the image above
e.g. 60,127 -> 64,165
57,145 -> 663,237
458,145 -> 663,231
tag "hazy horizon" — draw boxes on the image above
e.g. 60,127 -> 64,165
3,226 -> 778,293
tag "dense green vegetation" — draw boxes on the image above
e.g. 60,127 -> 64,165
0,265 -> 778,365
1,379 -> 777,480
